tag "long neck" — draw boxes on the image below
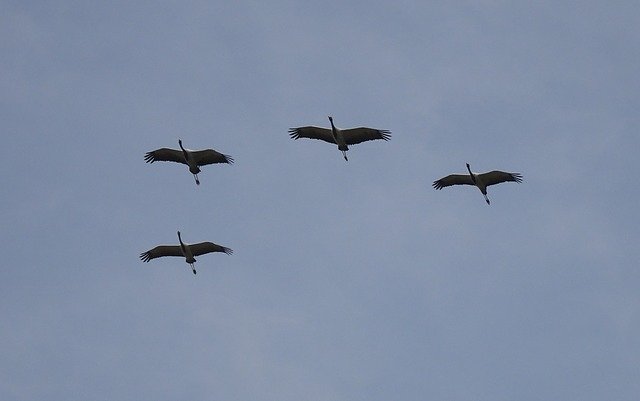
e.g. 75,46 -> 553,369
177,232 -> 186,250
466,164 -> 476,184
328,117 -> 337,134
178,140 -> 189,159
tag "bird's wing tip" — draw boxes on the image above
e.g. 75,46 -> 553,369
513,173 -> 523,183
288,129 -> 299,139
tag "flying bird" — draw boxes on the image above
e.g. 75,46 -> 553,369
433,163 -> 522,205
289,116 -> 391,161
140,231 -> 232,275
144,139 -> 233,185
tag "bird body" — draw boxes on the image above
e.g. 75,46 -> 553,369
433,163 -> 522,204
178,231 -> 196,266
144,140 -> 233,185
289,116 -> 391,161
179,141 -> 201,177
328,116 -> 349,160
140,231 -> 232,274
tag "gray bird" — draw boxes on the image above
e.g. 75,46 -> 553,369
289,116 -> 390,161
140,231 -> 232,275
433,163 -> 522,205
144,140 -> 233,185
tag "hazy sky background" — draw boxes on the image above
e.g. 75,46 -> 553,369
2,1 -> 639,400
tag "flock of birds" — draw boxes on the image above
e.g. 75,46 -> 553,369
140,116 -> 523,274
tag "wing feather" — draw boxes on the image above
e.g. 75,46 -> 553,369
140,245 -> 183,262
432,174 -> 474,190
190,242 -> 233,256
479,171 -> 523,186
341,127 -> 391,145
144,148 -> 186,165
288,126 -> 336,144
192,149 -> 234,165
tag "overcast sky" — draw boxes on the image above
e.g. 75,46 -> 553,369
2,1 -> 639,400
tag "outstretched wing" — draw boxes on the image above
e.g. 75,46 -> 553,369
432,174 -> 474,190
190,242 -> 233,256
144,148 -> 186,165
288,126 -> 336,144
479,171 -> 523,186
341,127 -> 391,145
140,245 -> 183,262
192,149 -> 234,166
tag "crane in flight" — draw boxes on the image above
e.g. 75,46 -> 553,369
144,139 -> 233,185
140,231 -> 232,275
289,116 -> 390,161
433,163 -> 522,205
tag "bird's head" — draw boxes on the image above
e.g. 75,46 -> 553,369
466,163 -> 473,174
177,230 -> 182,237
328,116 -> 336,129
179,140 -> 191,156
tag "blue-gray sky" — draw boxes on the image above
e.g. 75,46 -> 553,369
2,1 -> 639,400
